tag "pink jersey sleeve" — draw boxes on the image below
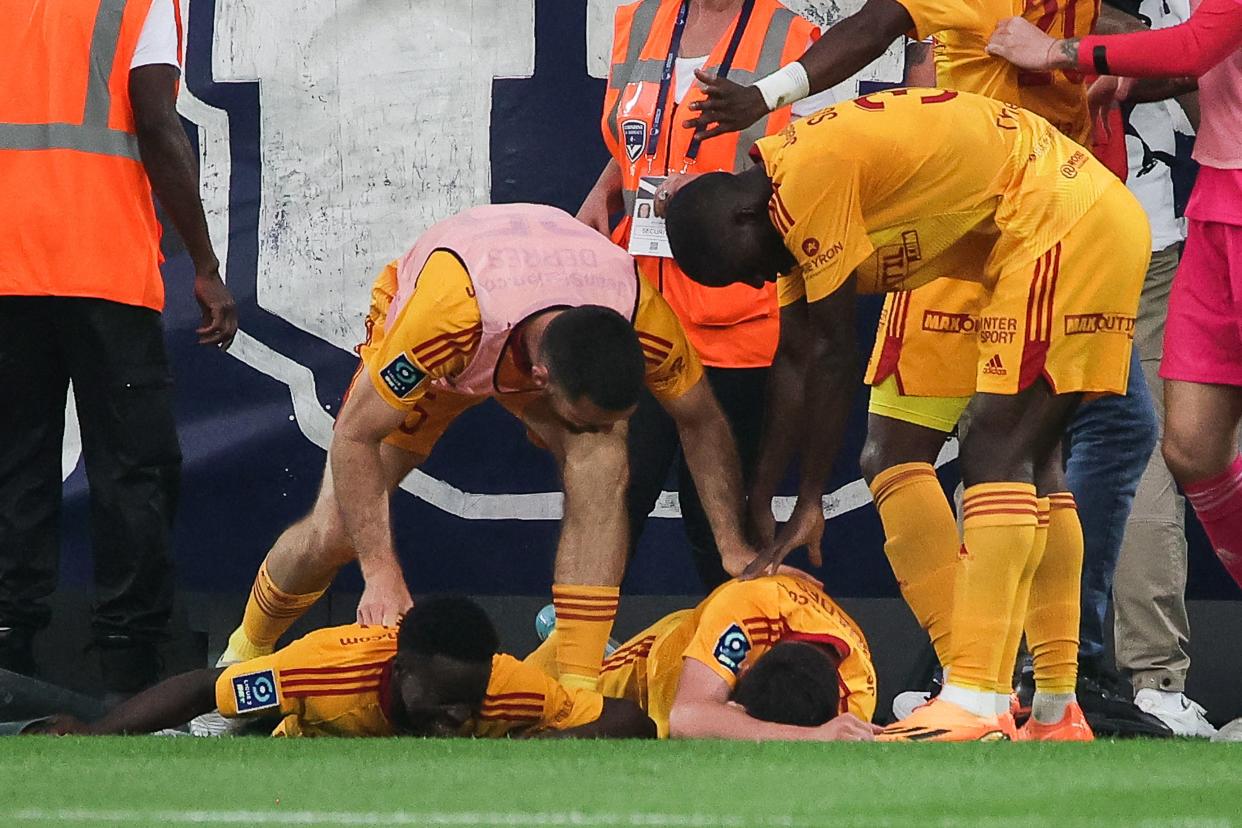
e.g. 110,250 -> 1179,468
1077,0 -> 1242,77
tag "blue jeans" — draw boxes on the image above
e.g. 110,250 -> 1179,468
1064,346 -> 1159,662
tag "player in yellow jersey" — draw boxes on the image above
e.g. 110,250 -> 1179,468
664,89 -> 1148,741
28,596 -> 654,739
528,574 -> 880,741
676,0 -> 1116,743
208,205 -> 765,731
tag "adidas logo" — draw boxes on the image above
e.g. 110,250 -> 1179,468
982,354 -> 1007,376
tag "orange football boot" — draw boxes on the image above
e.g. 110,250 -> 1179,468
1017,702 -> 1095,742
879,698 -> 1012,742
998,711 -> 1019,741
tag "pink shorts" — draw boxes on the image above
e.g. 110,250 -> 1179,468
1160,219 -> 1242,387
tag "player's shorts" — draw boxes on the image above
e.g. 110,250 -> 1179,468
865,279 -> 985,399
597,609 -> 695,739
979,180 -> 1150,396
1160,218 -> 1242,387
867,376 -> 970,434
350,263 -> 531,457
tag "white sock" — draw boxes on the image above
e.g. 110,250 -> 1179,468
1032,692 -> 1075,724
995,694 -> 1011,717
940,684 -> 998,718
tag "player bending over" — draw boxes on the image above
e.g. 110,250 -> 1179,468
530,574 -> 880,741
665,89 -> 1149,741
27,596 -> 654,739
208,203 -> 761,734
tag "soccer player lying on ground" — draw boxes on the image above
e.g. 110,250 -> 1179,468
529,574 -> 880,741
206,203 -> 762,733
22,596 -> 655,739
664,89 -> 1150,741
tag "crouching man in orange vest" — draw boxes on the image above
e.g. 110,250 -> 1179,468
0,0 -> 236,695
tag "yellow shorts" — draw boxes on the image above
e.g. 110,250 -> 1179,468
865,278 -> 985,398
348,264 -> 530,457
598,609 -> 695,739
979,181 -> 1150,395
866,376 -> 970,434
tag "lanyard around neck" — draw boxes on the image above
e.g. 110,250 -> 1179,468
644,0 -> 757,165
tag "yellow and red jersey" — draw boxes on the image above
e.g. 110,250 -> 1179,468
598,576 -> 877,737
215,624 -> 603,738
900,0 -> 1098,143
357,251 -> 703,413
754,89 -> 1114,307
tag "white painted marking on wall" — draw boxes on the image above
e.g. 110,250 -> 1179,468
176,0 -> 939,521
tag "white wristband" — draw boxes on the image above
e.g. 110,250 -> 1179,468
753,61 -> 811,112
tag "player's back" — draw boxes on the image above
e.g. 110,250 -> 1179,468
758,89 -> 1114,294
926,0 -> 1098,141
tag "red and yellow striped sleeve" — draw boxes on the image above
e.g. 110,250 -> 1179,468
363,250 -> 483,410
632,279 -> 703,402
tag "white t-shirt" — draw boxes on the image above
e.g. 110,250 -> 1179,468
130,0 -> 180,69
673,54 -> 840,116
1125,0 -> 1192,251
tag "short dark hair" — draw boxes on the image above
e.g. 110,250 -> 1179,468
540,305 -> 645,412
729,641 -> 841,727
397,595 -> 499,664
665,173 -> 738,288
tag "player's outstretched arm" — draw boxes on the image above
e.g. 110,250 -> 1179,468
539,698 -> 657,740
668,660 -> 876,741
45,668 -> 224,735
685,0 -> 915,140
331,371 -> 416,627
661,378 -> 755,576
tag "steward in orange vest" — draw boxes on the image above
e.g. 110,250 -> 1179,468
0,0 -> 235,693
579,0 -> 829,589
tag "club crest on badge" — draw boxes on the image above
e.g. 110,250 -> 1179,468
232,669 -> 279,713
713,623 -> 752,675
622,119 -> 648,164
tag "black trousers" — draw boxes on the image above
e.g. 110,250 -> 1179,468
0,297 -> 179,643
626,366 -> 768,590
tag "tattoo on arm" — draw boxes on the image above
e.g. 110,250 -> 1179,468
1057,38 -> 1080,70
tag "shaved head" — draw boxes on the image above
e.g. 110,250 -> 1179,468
665,167 -> 794,289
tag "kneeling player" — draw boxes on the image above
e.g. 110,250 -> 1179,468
530,574 -> 880,741
666,89 -> 1149,741
27,597 -> 654,739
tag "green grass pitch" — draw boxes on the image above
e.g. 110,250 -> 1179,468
2,737 -> 1239,827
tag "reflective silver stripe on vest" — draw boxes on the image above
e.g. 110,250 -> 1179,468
622,186 -> 637,218
732,7 -> 796,171
0,0 -> 141,161
606,0 -> 663,145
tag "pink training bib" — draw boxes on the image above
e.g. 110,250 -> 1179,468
391,203 -> 640,396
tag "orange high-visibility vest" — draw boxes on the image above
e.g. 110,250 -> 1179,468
602,0 -> 818,368
0,0 -> 176,311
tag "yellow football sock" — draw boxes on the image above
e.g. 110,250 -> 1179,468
522,630 -> 560,678
1025,492 -> 1084,695
870,462 -> 959,666
552,584 -> 619,691
995,497 -> 1050,694
947,483 -> 1038,693
227,560 -> 327,661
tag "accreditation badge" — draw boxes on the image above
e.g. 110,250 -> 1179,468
627,176 -> 673,259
